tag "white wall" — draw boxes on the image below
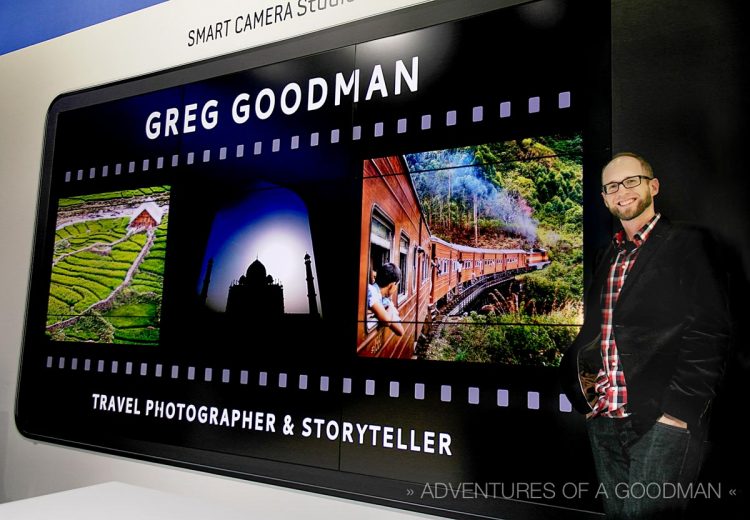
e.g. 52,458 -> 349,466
0,1 -> 441,517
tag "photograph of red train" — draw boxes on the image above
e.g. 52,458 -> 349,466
357,136 -> 583,364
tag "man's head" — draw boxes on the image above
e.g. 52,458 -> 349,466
375,262 -> 402,290
601,152 -> 659,223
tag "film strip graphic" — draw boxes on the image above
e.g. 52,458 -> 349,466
63,92 -> 572,183
44,354 -> 575,413
50,91 -> 578,414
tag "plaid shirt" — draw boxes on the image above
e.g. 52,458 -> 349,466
591,213 -> 661,417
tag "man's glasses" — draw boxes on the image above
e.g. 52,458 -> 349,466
602,175 -> 653,194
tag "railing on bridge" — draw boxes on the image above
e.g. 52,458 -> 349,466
446,271 -> 517,316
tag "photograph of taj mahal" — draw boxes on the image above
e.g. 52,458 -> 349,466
201,253 -> 320,320
195,186 -> 323,325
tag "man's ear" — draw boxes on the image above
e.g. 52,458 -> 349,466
650,177 -> 660,197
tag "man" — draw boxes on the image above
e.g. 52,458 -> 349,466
367,262 -> 404,337
561,152 -> 730,519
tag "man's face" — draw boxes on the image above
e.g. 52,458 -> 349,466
601,156 -> 659,221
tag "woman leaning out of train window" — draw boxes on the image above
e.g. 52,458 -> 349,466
367,263 -> 405,336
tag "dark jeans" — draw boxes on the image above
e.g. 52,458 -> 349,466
586,416 -> 704,520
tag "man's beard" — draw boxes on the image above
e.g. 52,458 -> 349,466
607,191 -> 652,221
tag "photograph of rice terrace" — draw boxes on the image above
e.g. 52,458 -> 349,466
46,187 -> 170,345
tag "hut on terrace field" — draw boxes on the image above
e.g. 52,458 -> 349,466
128,202 -> 164,231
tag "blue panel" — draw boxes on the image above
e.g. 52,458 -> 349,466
0,0 -> 167,55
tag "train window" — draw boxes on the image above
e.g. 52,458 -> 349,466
370,209 -> 393,270
421,246 -> 429,284
411,246 -> 419,292
367,209 -> 394,334
398,233 -> 409,299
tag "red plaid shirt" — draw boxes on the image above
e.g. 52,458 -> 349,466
591,213 -> 661,417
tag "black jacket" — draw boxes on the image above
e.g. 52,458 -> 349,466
560,218 -> 730,429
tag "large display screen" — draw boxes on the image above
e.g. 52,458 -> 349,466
17,1 -> 611,518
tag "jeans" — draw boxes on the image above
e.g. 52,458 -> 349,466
586,416 -> 703,520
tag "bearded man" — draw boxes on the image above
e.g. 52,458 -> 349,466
561,152 -> 730,519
